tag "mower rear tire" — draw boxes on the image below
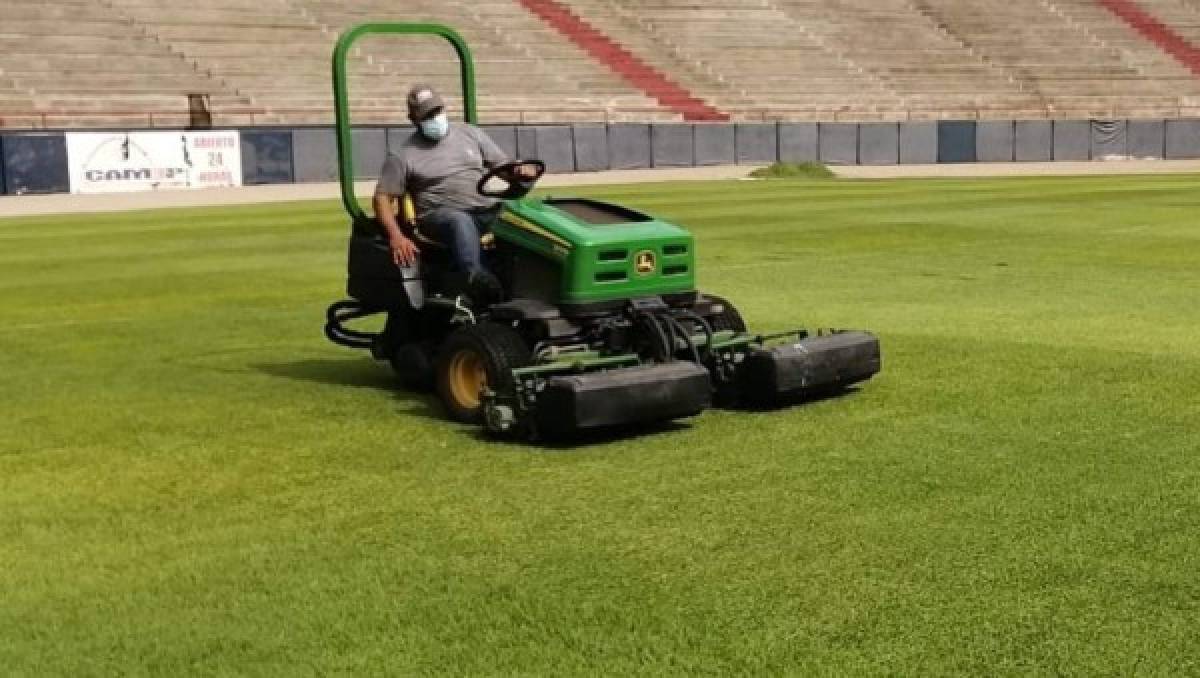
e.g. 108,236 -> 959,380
435,322 -> 530,424
706,295 -> 747,333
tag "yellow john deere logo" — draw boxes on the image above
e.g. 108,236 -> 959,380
634,250 -> 657,276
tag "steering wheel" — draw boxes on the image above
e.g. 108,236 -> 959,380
476,160 -> 546,200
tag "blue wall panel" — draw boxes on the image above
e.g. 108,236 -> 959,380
610,124 -> 652,169
7,118 -> 1183,196
516,126 -> 538,160
0,136 -> 5,194
1053,120 -> 1090,161
572,124 -> 609,172
899,122 -> 937,164
239,130 -> 293,185
533,126 -> 574,172
859,123 -> 898,165
976,121 -> 1014,162
1127,120 -> 1164,159
386,126 -> 414,151
650,124 -> 692,167
1165,119 -> 1200,159
818,123 -> 858,165
292,128 -> 338,183
778,123 -> 818,163
1014,120 -> 1053,161
2,133 -> 68,194
353,128 -> 387,179
482,125 -> 518,160
1091,119 -> 1127,159
735,123 -> 778,164
694,124 -> 735,165
937,121 -> 976,163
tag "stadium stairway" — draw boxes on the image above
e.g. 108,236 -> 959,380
557,0 -> 905,121
513,0 -> 728,121
286,0 -> 684,123
1095,0 -> 1200,76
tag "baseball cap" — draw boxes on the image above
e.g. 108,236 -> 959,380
406,84 -> 445,120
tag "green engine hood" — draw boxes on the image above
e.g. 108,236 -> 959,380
495,198 -> 696,305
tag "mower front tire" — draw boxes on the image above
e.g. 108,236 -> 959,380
435,322 -> 530,424
705,295 -> 747,333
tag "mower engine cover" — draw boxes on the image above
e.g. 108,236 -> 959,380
494,198 -> 696,309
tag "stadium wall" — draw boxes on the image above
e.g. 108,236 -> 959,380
2,119 -> 1199,195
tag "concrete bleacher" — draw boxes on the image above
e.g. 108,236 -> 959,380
0,0 -> 252,128
915,0 -> 1200,117
560,0 -> 906,120
559,0 -> 1200,120
1145,0 -> 1200,42
1109,0 -> 1200,79
773,0 -> 1044,117
104,0 -> 370,125
293,0 -> 678,123
2,0 -> 1200,128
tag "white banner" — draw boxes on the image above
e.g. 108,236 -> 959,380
66,130 -> 242,194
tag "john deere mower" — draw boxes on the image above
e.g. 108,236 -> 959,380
323,24 -> 881,438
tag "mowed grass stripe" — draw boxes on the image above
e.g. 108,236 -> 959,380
1,174 -> 1199,675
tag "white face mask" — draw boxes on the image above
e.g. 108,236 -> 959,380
419,113 -> 450,141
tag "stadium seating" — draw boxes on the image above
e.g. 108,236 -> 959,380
292,0 -> 679,123
559,0 -> 907,120
105,0 -> 379,125
2,0 -> 1200,127
916,0 -> 1200,116
1099,0 -> 1200,82
772,0 -> 1042,117
0,0 -> 252,128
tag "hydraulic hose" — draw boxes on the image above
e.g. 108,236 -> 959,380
675,311 -> 714,361
324,300 -> 380,350
637,312 -> 672,362
663,314 -> 701,364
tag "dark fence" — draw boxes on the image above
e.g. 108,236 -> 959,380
2,119 -> 1199,195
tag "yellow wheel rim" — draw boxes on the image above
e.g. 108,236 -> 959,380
447,349 -> 488,410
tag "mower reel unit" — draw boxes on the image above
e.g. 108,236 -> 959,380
324,23 -> 882,438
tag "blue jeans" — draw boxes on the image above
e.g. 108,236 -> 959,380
419,206 -> 500,274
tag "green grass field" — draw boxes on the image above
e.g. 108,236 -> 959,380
2,174 -> 1199,675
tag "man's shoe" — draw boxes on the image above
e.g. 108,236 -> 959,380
466,270 -> 505,308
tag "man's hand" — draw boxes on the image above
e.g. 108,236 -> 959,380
389,234 -> 420,268
515,163 -> 539,179
375,192 -> 419,268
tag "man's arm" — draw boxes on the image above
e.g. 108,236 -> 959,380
374,153 -> 419,267
473,126 -> 508,168
472,126 -> 539,179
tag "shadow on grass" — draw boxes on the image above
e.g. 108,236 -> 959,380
254,357 -> 444,422
485,385 -> 871,450
253,360 -> 860,451
725,384 -> 864,412
253,358 -> 693,450
473,420 -> 695,452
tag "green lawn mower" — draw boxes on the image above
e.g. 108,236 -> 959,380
324,24 -> 881,438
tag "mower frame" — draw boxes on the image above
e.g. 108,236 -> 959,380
332,23 -> 477,222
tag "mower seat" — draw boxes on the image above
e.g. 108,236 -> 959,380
393,194 -> 495,250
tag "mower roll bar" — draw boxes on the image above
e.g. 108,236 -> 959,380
332,23 -> 478,222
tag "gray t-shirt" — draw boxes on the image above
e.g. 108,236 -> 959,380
375,123 -> 508,217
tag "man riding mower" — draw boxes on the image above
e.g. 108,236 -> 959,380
323,24 -> 882,439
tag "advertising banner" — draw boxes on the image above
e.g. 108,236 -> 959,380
66,130 -> 242,193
